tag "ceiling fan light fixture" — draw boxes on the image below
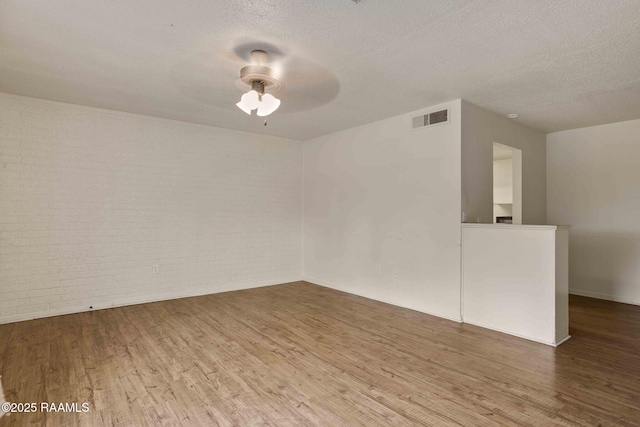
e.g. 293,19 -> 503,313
236,50 -> 282,117
236,89 -> 259,114
256,93 -> 281,117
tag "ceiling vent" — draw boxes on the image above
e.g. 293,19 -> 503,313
411,109 -> 449,130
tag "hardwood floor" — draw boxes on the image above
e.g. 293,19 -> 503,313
1,282 -> 639,426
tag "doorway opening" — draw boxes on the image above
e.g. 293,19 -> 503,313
493,143 -> 522,224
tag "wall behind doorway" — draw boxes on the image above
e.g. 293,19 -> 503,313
461,101 -> 546,225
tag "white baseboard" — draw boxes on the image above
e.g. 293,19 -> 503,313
302,276 -> 462,323
555,335 -> 571,347
0,277 -> 303,325
569,288 -> 640,306
462,319 -> 560,347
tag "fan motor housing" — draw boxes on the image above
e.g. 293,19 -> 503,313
240,65 -> 281,92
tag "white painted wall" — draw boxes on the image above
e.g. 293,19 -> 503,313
493,159 -> 513,204
547,119 -> 640,306
462,224 -> 569,346
303,100 -> 462,321
0,93 -> 303,324
493,158 -> 514,222
462,101 -> 546,225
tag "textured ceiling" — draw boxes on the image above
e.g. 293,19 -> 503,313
1,0 -> 639,140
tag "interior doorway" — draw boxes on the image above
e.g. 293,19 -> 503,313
493,143 -> 522,224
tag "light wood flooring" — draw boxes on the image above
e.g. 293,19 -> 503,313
1,281 -> 639,426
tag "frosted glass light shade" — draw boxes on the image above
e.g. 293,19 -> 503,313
236,90 -> 259,114
256,93 -> 281,117
236,89 -> 280,116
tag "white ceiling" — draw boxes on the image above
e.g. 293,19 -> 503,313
1,0 -> 639,141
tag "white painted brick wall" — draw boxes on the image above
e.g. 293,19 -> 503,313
0,93 -> 303,324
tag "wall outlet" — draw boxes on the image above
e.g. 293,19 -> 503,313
394,271 -> 400,280
376,265 -> 381,274
152,264 -> 159,274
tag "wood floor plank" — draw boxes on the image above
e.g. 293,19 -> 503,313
1,281 -> 640,426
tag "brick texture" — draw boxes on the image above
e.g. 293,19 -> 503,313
0,94 -> 302,324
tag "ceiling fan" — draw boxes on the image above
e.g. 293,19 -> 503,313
235,50 -> 281,117
170,41 -> 340,117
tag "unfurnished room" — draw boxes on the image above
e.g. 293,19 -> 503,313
1,1 -> 640,426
